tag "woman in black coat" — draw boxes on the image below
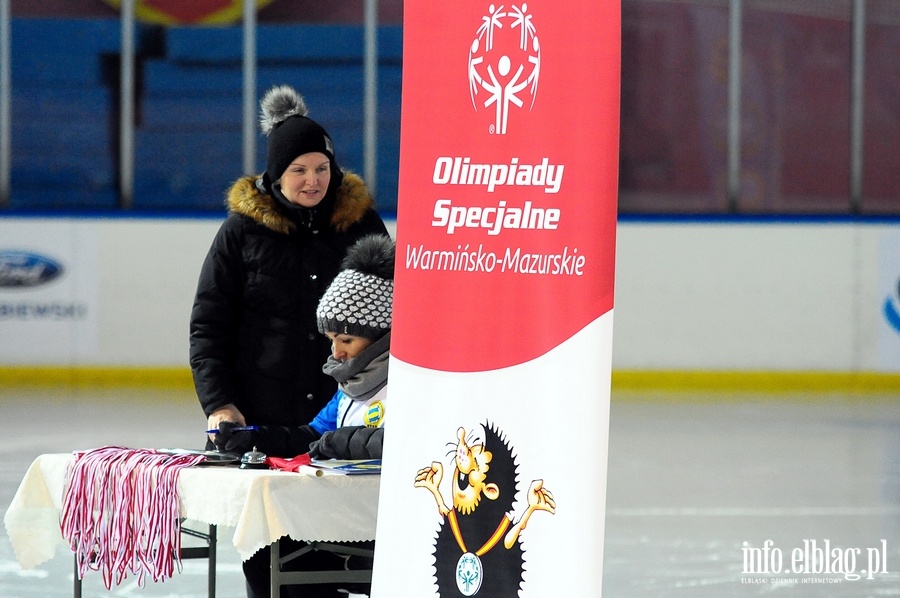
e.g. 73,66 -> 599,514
190,85 -> 388,446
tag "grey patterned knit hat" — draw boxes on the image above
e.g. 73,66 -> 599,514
317,234 -> 395,340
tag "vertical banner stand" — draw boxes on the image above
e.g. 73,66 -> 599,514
373,2 -> 620,596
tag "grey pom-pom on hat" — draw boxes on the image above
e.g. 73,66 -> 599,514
260,85 -> 337,184
317,235 -> 396,340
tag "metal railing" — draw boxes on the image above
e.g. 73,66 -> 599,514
0,0 -> 380,210
0,0 -> 883,213
0,0 -> 10,206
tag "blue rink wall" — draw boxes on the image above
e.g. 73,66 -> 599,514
1,215 -> 900,391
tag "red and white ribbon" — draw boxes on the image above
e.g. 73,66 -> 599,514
59,446 -> 205,589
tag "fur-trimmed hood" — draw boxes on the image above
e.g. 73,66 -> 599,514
225,171 -> 375,235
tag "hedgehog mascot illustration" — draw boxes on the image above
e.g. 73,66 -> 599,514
414,422 -> 555,597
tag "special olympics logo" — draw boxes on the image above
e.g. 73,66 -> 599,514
467,4 -> 541,135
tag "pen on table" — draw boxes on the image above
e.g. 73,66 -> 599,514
206,425 -> 260,434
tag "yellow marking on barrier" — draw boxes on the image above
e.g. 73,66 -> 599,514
1,367 -> 898,396
0,367 -> 194,389
612,370 -> 900,395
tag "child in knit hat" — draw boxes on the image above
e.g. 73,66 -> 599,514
214,233 -> 395,460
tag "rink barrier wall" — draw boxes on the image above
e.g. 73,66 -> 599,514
2,215 -> 900,391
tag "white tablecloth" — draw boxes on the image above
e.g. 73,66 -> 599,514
4,452 -> 380,568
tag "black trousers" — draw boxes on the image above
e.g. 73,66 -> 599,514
243,537 -> 374,598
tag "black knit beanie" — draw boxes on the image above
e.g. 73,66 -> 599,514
259,85 -> 343,189
317,235 -> 395,340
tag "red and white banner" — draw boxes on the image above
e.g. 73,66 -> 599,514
373,2 -> 620,596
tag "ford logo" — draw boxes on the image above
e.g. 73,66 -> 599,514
0,250 -> 64,288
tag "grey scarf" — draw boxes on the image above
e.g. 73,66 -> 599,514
321,332 -> 390,401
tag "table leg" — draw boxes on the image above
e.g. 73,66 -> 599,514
73,556 -> 81,598
68,524 -> 218,597
207,524 -> 217,598
270,539 -> 281,598
270,541 -> 374,589
180,523 -> 218,598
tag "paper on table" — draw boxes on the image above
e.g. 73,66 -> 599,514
309,459 -> 382,476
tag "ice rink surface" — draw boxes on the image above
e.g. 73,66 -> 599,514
2,386 -> 899,597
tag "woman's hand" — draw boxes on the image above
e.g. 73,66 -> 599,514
207,405 -> 246,443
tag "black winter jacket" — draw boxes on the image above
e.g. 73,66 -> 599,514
190,172 -> 388,430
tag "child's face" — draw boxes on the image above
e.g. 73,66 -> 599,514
325,331 -> 374,361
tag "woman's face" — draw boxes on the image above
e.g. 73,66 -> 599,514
325,332 -> 374,361
278,152 -> 331,208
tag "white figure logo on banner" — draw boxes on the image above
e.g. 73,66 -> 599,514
414,423 -> 555,597
467,4 -> 541,135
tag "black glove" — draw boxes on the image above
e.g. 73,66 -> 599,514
307,431 -> 335,459
308,426 -> 383,460
213,421 -> 256,455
